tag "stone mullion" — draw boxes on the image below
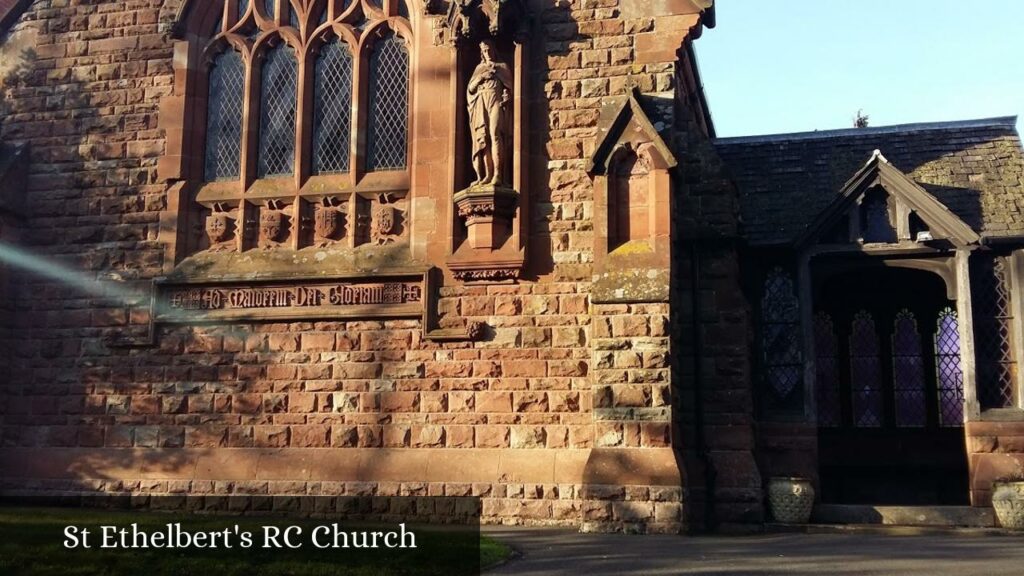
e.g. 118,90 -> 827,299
293,41 -> 314,250
351,33 -> 369,185
239,49 -> 264,250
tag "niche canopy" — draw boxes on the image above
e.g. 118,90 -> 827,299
427,0 -> 533,282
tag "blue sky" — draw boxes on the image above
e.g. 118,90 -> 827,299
696,1 -> 1024,138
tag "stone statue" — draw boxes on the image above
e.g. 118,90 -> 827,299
467,40 -> 512,187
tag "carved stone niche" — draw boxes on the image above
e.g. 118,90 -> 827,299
587,88 -> 678,303
430,0 -> 531,283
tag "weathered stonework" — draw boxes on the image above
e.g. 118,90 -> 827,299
0,0 -> 720,533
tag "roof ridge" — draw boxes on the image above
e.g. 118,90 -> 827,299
713,116 -> 1019,145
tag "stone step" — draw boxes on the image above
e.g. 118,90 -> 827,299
812,504 -> 996,528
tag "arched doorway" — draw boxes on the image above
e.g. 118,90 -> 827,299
814,266 -> 968,505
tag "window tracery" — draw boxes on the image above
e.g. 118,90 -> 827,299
189,0 -> 413,256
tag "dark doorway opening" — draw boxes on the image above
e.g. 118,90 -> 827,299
815,266 -> 969,505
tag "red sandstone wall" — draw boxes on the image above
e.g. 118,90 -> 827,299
0,0 -> 721,533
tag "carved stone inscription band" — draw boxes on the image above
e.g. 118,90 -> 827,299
160,280 -> 424,321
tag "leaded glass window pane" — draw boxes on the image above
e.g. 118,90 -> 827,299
264,0 -> 276,18
850,310 -> 883,427
239,0 -> 249,17
367,33 -> 409,171
258,43 -> 298,178
892,310 -> 926,427
313,41 -> 353,174
761,268 -> 803,413
205,50 -> 245,182
814,313 -> 841,427
973,256 -> 1017,409
935,308 -> 965,427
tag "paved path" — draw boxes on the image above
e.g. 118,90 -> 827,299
484,527 -> 1024,575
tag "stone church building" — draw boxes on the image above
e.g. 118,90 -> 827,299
0,1 -> 1022,533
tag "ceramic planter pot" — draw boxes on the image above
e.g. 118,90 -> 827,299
992,481 -> 1024,530
767,477 -> 815,524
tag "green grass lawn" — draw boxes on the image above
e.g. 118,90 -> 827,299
0,507 -> 510,576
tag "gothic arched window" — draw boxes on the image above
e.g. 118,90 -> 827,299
204,50 -> 245,182
814,312 -> 841,427
257,43 -> 298,178
850,310 -> 883,427
184,0 -> 412,256
935,308 -> 965,426
760,268 -> 803,414
313,41 -> 353,174
366,32 -> 410,171
892,310 -> 926,427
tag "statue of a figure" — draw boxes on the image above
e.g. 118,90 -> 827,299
467,40 -> 513,187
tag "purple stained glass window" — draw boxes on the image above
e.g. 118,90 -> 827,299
936,308 -> 965,427
814,313 -> 841,427
892,310 -> 926,427
761,269 -> 803,413
850,310 -> 883,427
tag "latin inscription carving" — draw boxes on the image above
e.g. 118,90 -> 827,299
168,282 -> 423,312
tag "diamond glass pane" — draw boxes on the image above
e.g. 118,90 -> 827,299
814,313 -> 842,427
973,256 -> 1016,409
239,0 -> 249,18
892,311 -> 926,427
760,268 -> 803,413
850,311 -> 883,427
205,50 -> 245,182
313,41 -> 353,174
258,44 -> 298,178
367,33 -> 409,171
935,308 -> 965,427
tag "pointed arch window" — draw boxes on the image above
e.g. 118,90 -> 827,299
178,1 -> 413,257
935,308 -> 965,426
205,50 -> 245,182
892,310 -> 926,427
367,32 -> 410,171
313,40 -> 353,174
850,311 -> 883,427
258,43 -> 298,178
814,312 -> 841,427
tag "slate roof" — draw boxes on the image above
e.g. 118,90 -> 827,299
714,117 -> 1024,246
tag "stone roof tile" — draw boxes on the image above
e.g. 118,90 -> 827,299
714,117 -> 1024,245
